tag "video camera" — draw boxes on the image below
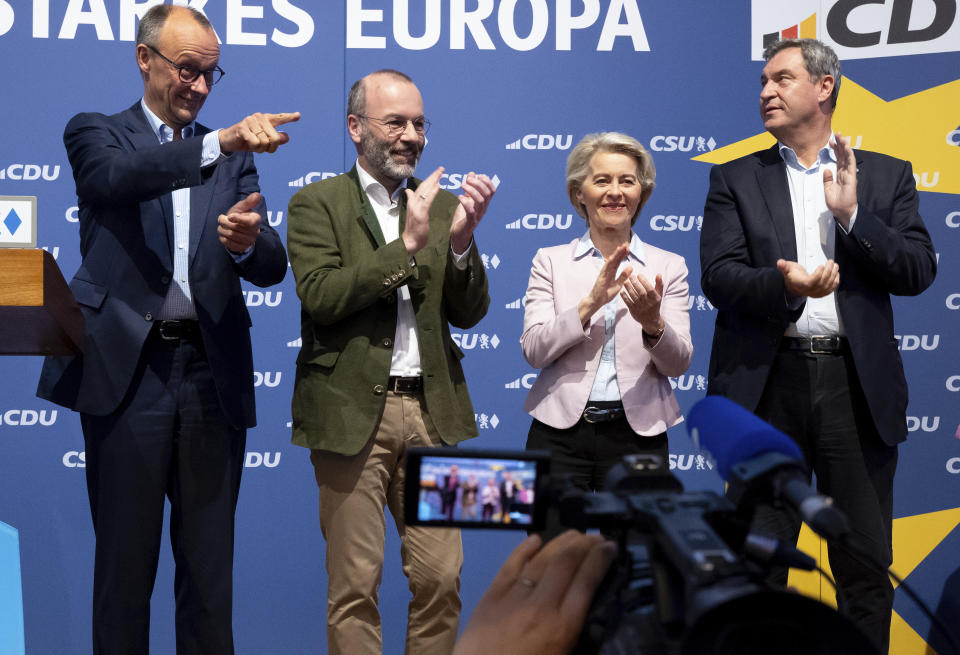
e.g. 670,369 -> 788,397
404,397 -> 880,654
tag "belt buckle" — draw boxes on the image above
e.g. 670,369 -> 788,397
809,335 -> 837,354
583,407 -> 605,423
158,321 -> 179,341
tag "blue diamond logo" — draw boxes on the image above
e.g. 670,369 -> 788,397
3,208 -> 23,235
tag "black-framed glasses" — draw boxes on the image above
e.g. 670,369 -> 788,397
357,114 -> 431,137
147,44 -> 225,86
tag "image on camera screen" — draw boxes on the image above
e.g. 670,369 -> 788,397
414,455 -> 539,526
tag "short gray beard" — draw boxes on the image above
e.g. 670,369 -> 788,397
360,128 -> 421,183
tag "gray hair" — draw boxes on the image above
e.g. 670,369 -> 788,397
136,4 -> 213,47
763,38 -> 841,108
347,69 -> 415,118
566,132 -> 656,226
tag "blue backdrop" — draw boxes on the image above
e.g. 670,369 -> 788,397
0,1 -> 957,653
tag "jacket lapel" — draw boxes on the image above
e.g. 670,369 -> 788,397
123,104 -> 174,270
347,166 -> 387,248
756,145 -> 798,261
188,122 -> 215,261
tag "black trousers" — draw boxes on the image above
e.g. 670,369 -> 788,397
751,348 -> 897,654
526,402 -> 668,542
81,330 -> 246,655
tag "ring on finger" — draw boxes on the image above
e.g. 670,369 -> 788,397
516,576 -> 536,588
418,194 -> 428,199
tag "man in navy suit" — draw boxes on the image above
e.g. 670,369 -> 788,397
36,5 -> 297,653
700,39 -> 936,653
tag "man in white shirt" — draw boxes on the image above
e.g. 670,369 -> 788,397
700,39 -> 936,653
286,69 -> 496,655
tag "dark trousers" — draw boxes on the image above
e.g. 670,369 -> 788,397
526,403 -> 668,542
81,331 -> 246,655
751,348 -> 897,653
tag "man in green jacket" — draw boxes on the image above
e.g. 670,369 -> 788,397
286,69 -> 495,655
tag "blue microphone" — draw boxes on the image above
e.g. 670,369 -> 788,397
686,396 -> 850,540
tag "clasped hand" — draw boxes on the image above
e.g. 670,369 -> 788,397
579,243 -> 664,334
402,166 -> 496,256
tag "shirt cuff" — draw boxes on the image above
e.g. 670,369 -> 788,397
229,244 -> 254,262
838,206 -> 858,234
202,130 -> 228,168
450,239 -> 474,270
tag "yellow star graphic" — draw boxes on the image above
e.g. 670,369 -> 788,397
693,77 -> 960,196
787,506 -> 960,654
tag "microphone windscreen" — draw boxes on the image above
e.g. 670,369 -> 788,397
686,395 -> 803,480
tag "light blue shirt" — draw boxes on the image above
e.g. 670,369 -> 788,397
573,230 -> 647,402
140,100 -> 234,320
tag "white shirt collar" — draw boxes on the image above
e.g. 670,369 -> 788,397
573,230 -> 646,263
777,139 -> 836,171
355,159 -> 407,205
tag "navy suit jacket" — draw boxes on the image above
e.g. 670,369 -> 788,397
37,103 -> 287,429
700,145 -> 936,446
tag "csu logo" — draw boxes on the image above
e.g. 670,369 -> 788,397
649,215 -> 702,232
947,211 -> 960,228
63,451 -> 86,468
669,375 -> 707,392
475,413 -> 500,429
505,135 -> 573,151
439,172 -> 501,190
947,375 -> 960,392
243,290 -> 282,307
2,409 -> 57,426
505,374 -> 538,390
253,372 -> 282,388
669,454 -> 714,472
506,213 -> 575,230
947,294 -> 960,310
895,334 -> 940,351
947,458 -> 960,474
0,164 -> 60,181
649,136 -> 716,153
451,333 -> 500,350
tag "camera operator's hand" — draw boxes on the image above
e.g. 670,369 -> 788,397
455,531 -> 616,655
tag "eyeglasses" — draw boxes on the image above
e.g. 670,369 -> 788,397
147,44 -> 225,86
357,115 -> 431,137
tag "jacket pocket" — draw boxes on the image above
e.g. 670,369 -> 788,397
69,277 -> 107,310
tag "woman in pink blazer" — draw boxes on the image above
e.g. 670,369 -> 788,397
521,132 -> 693,539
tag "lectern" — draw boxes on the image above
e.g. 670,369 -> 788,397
0,249 -> 83,355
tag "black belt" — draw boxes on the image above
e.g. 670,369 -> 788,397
387,376 -> 423,394
582,403 -> 626,423
154,319 -> 202,342
780,336 -> 848,354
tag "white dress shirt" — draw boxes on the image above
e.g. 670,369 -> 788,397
778,141 -> 857,338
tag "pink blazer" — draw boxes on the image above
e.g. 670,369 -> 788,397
521,238 -> 693,435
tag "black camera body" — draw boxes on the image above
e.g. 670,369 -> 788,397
406,448 -> 878,655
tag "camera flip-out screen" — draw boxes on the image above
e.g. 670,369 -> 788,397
404,448 -> 549,531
